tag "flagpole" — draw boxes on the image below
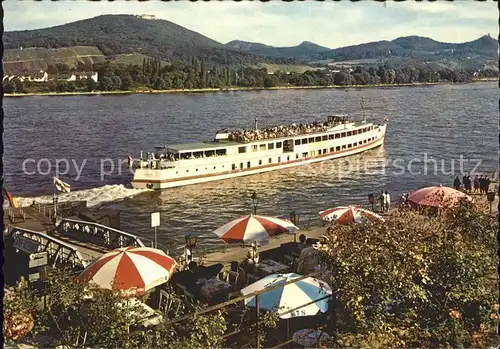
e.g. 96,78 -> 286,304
53,175 -> 57,223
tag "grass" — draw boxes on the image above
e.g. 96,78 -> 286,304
107,53 -> 170,67
256,63 -> 318,73
4,46 -> 105,72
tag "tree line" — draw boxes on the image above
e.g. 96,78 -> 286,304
3,57 -> 498,94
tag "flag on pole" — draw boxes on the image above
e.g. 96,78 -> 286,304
2,187 -> 20,208
54,177 -> 71,193
128,155 -> 134,168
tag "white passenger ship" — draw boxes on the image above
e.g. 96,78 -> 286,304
130,115 -> 388,189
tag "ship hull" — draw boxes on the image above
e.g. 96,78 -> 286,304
131,128 -> 386,190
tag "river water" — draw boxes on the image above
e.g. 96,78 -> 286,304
4,82 -> 498,252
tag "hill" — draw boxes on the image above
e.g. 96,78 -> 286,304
226,40 -> 330,61
3,14 -> 288,66
4,14 -> 497,72
317,35 -> 498,69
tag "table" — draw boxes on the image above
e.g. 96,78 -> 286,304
199,277 -> 232,304
292,329 -> 330,347
256,259 -> 291,277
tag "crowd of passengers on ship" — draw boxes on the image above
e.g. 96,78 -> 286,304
228,118 -> 349,143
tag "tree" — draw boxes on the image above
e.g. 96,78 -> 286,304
5,269 -> 228,348
318,199 -> 497,348
3,81 -> 16,94
264,75 -> 278,88
121,75 -> 133,91
153,77 -> 165,90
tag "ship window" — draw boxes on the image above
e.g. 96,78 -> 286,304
205,150 -> 215,157
259,160 -> 262,165
268,158 -> 272,164
295,140 -> 301,145
278,156 -> 281,162
336,146 -> 341,151
301,138 -> 308,144
341,132 -> 346,137
347,131 -> 352,136
240,163 -> 243,169
193,151 -> 203,158
268,143 -> 275,150
318,150 -> 322,155
364,139 -> 367,144
353,130 -> 358,135
247,162 -> 251,168
214,166 -> 216,169
334,133 -> 339,139
232,164 -> 236,170
276,142 -> 282,148
287,156 -> 290,161
342,145 -> 346,150
328,135 -> 334,140
186,169 -> 189,172
222,165 -> 225,168
309,137 -> 314,143
323,149 -> 327,154
196,169 -> 198,172
302,152 -> 308,158
315,136 -> 321,142
176,171 -> 178,174
238,146 -> 247,154
216,149 -> 226,156
296,154 -> 299,159
252,145 -> 258,152
322,136 -> 328,141
348,144 -> 352,148
260,144 -> 266,151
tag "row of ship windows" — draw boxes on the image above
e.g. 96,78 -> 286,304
242,126 -> 375,153
176,136 -> 377,174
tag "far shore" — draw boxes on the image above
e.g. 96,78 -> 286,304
4,79 -> 497,98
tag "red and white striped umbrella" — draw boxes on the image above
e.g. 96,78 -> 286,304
78,247 -> 177,297
319,206 -> 384,225
214,214 -> 299,245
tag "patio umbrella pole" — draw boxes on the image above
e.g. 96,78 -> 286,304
255,294 -> 260,349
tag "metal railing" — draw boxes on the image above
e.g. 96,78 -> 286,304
160,271 -> 334,349
57,218 -> 148,250
10,227 -> 91,269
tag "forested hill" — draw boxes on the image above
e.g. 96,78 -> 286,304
226,40 -> 331,61
4,14 -> 498,70
3,14 -> 297,66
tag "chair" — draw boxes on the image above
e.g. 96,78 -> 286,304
228,271 -> 239,286
284,254 -> 294,266
246,273 -> 259,285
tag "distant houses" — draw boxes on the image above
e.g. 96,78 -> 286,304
3,69 -> 49,83
3,70 -> 99,84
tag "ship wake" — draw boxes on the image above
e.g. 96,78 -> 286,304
16,184 -> 151,208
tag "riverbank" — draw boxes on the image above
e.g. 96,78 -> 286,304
4,79 -> 496,98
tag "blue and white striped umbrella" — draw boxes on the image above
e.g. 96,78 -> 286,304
240,273 -> 332,319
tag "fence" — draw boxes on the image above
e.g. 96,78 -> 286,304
157,271 -> 335,349
57,218 -> 152,250
10,227 -> 92,269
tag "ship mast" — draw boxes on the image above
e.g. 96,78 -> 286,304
360,97 -> 367,123
255,117 -> 258,131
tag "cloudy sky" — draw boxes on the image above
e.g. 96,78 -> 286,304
4,0 -> 497,48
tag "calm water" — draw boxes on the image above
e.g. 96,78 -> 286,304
4,83 -> 498,252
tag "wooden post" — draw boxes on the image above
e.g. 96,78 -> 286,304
255,294 -> 260,349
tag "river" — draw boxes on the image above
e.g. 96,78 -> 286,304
4,82 -> 498,252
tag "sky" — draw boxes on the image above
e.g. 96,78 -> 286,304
4,0 -> 498,48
